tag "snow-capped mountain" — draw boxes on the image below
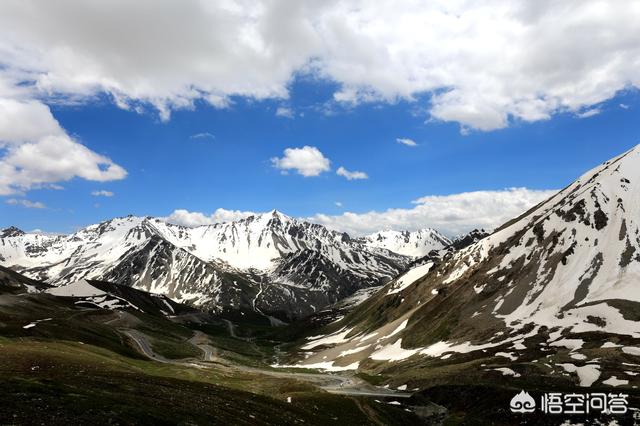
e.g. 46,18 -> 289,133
293,146 -> 640,390
358,229 -> 451,257
0,211 -> 411,319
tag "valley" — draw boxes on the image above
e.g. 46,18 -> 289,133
0,269 -> 423,425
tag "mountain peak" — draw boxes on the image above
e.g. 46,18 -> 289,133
267,209 -> 291,220
245,209 -> 294,227
1,226 -> 25,238
360,228 -> 451,257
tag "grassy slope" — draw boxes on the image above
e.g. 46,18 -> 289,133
0,290 -> 420,425
0,338 -> 419,425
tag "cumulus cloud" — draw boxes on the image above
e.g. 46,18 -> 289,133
275,107 -> 295,118
5,198 -> 46,209
271,146 -> 331,177
307,188 -> 557,236
161,188 -> 556,235
336,166 -> 368,180
0,1 -> 638,130
0,99 -> 127,195
164,208 -> 257,227
396,138 -> 418,147
91,190 -> 114,197
27,228 -> 61,235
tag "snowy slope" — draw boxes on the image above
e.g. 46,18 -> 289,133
292,145 -> 640,389
358,229 -> 451,257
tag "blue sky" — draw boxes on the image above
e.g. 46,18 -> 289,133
1,1 -> 639,236
3,83 -> 638,235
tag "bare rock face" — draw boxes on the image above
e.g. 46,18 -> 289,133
1,226 -> 25,238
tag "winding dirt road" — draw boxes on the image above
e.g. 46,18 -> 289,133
121,325 -> 412,399
188,330 -> 219,362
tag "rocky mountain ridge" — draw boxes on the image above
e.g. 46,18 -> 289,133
1,211 -> 448,319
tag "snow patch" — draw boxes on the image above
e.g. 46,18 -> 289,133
558,363 -> 600,387
301,327 -> 354,350
622,346 -> 640,356
387,263 -> 433,295
47,280 -> 105,297
490,367 -> 521,377
603,376 -> 629,387
495,352 -> 518,361
550,338 -> 584,351
370,339 -> 420,362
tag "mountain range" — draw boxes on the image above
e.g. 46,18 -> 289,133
0,211 -> 450,320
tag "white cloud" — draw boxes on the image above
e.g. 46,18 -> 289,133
396,138 -> 418,147
91,190 -> 114,197
0,1 -> 638,130
307,188 -> 557,236
0,98 -> 127,195
164,208 -> 257,227
27,228 -> 61,235
271,146 -> 331,177
576,108 -> 601,118
275,107 -> 295,118
620,103 -> 630,109
5,198 -> 46,209
336,166 -> 368,180
190,132 -> 215,140
0,99 -> 63,143
161,187 -> 556,235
